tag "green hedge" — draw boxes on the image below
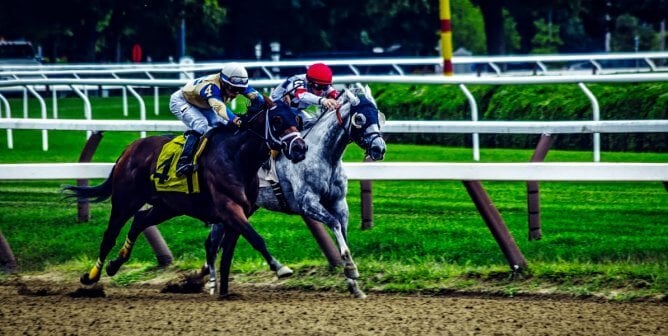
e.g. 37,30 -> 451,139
370,82 -> 668,152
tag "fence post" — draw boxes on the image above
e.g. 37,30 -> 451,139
463,181 -> 528,272
360,156 -> 374,230
0,231 -> 17,274
76,132 -> 103,222
302,216 -> 342,267
142,226 -> 173,267
527,133 -> 554,241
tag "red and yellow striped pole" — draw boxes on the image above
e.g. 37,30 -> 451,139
439,0 -> 453,76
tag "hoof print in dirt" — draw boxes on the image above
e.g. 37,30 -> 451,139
17,284 -> 60,297
161,274 -> 206,294
218,292 -> 243,301
70,286 -> 106,298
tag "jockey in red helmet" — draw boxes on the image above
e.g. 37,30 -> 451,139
271,63 -> 339,128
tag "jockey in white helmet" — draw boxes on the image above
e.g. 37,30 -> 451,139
169,62 -> 265,176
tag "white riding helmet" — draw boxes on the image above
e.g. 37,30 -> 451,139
220,62 -> 249,89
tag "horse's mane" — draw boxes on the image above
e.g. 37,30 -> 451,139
206,93 -> 276,138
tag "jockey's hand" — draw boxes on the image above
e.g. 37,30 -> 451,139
321,98 -> 338,110
233,117 -> 243,128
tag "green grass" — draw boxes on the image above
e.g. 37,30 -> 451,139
0,95 -> 666,300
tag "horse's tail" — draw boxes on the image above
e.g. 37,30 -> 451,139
61,165 -> 115,203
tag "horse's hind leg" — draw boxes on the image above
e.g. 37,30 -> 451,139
106,205 -> 177,277
81,205 -> 139,285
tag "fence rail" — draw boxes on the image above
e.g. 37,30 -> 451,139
1,162 -> 666,182
2,72 -> 667,159
1,118 -> 666,134
2,52 -> 667,79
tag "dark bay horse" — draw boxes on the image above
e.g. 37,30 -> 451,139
205,87 -> 386,298
63,99 -> 308,288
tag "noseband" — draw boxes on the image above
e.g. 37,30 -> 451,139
240,106 -> 302,152
265,107 -> 302,151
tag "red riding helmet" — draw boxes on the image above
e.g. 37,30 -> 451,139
306,63 -> 333,85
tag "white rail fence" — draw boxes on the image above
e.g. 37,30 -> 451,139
2,52 -> 667,79
0,162 -> 666,182
0,118 -> 665,182
2,73 -> 667,161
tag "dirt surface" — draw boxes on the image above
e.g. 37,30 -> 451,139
1,278 -> 666,336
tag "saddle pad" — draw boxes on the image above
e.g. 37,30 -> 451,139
152,135 -> 201,194
258,151 -> 279,188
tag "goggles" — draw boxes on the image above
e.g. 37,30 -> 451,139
221,74 -> 249,86
309,82 -> 330,91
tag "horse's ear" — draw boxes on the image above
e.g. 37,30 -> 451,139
364,85 -> 378,107
345,89 -> 360,106
263,94 -> 275,108
364,85 -> 372,97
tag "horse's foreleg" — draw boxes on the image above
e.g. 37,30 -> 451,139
330,228 -> 359,279
218,229 -> 239,298
205,223 -> 225,295
304,208 -> 358,278
225,207 -> 293,279
303,205 -> 366,298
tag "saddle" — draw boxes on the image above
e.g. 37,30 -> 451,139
257,150 -> 290,211
151,135 -> 208,194
258,150 -> 280,188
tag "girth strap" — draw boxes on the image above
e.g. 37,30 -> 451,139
269,181 -> 290,212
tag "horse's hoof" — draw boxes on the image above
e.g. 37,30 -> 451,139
344,265 -> 359,279
80,273 -> 98,286
208,279 -> 216,296
105,258 -> 124,276
346,278 -> 367,299
354,291 -> 368,299
276,265 -> 293,278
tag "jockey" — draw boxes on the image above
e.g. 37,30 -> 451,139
169,62 -> 265,177
270,62 -> 339,127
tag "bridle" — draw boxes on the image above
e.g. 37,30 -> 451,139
302,92 -> 383,157
265,107 -> 302,154
241,104 -> 302,152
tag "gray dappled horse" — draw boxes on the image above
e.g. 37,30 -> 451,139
205,86 -> 386,298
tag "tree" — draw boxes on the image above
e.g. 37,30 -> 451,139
531,18 -> 563,54
451,0 -> 487,54
472,0 -> 507,54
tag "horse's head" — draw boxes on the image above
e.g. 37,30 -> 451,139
337,87 -> 386,161
257,98 -> 308,163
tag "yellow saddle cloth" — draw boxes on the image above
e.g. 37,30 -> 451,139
152,135 -> 207,194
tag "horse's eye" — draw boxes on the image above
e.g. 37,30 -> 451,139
271,116 -> 283,129
352,113 -> 366,128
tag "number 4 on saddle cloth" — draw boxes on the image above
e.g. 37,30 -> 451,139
151,135 -> 208,194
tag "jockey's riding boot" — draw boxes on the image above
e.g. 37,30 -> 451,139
175,131 -> 201,177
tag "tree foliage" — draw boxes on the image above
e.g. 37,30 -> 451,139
0,0 -> 664,62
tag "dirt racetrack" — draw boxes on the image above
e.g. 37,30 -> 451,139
1,278 -> 666,336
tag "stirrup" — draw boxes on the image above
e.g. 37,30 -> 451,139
175,163 -> 194,177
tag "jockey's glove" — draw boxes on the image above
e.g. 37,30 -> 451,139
233,117 -> 243,128
321,98 -> 338,110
